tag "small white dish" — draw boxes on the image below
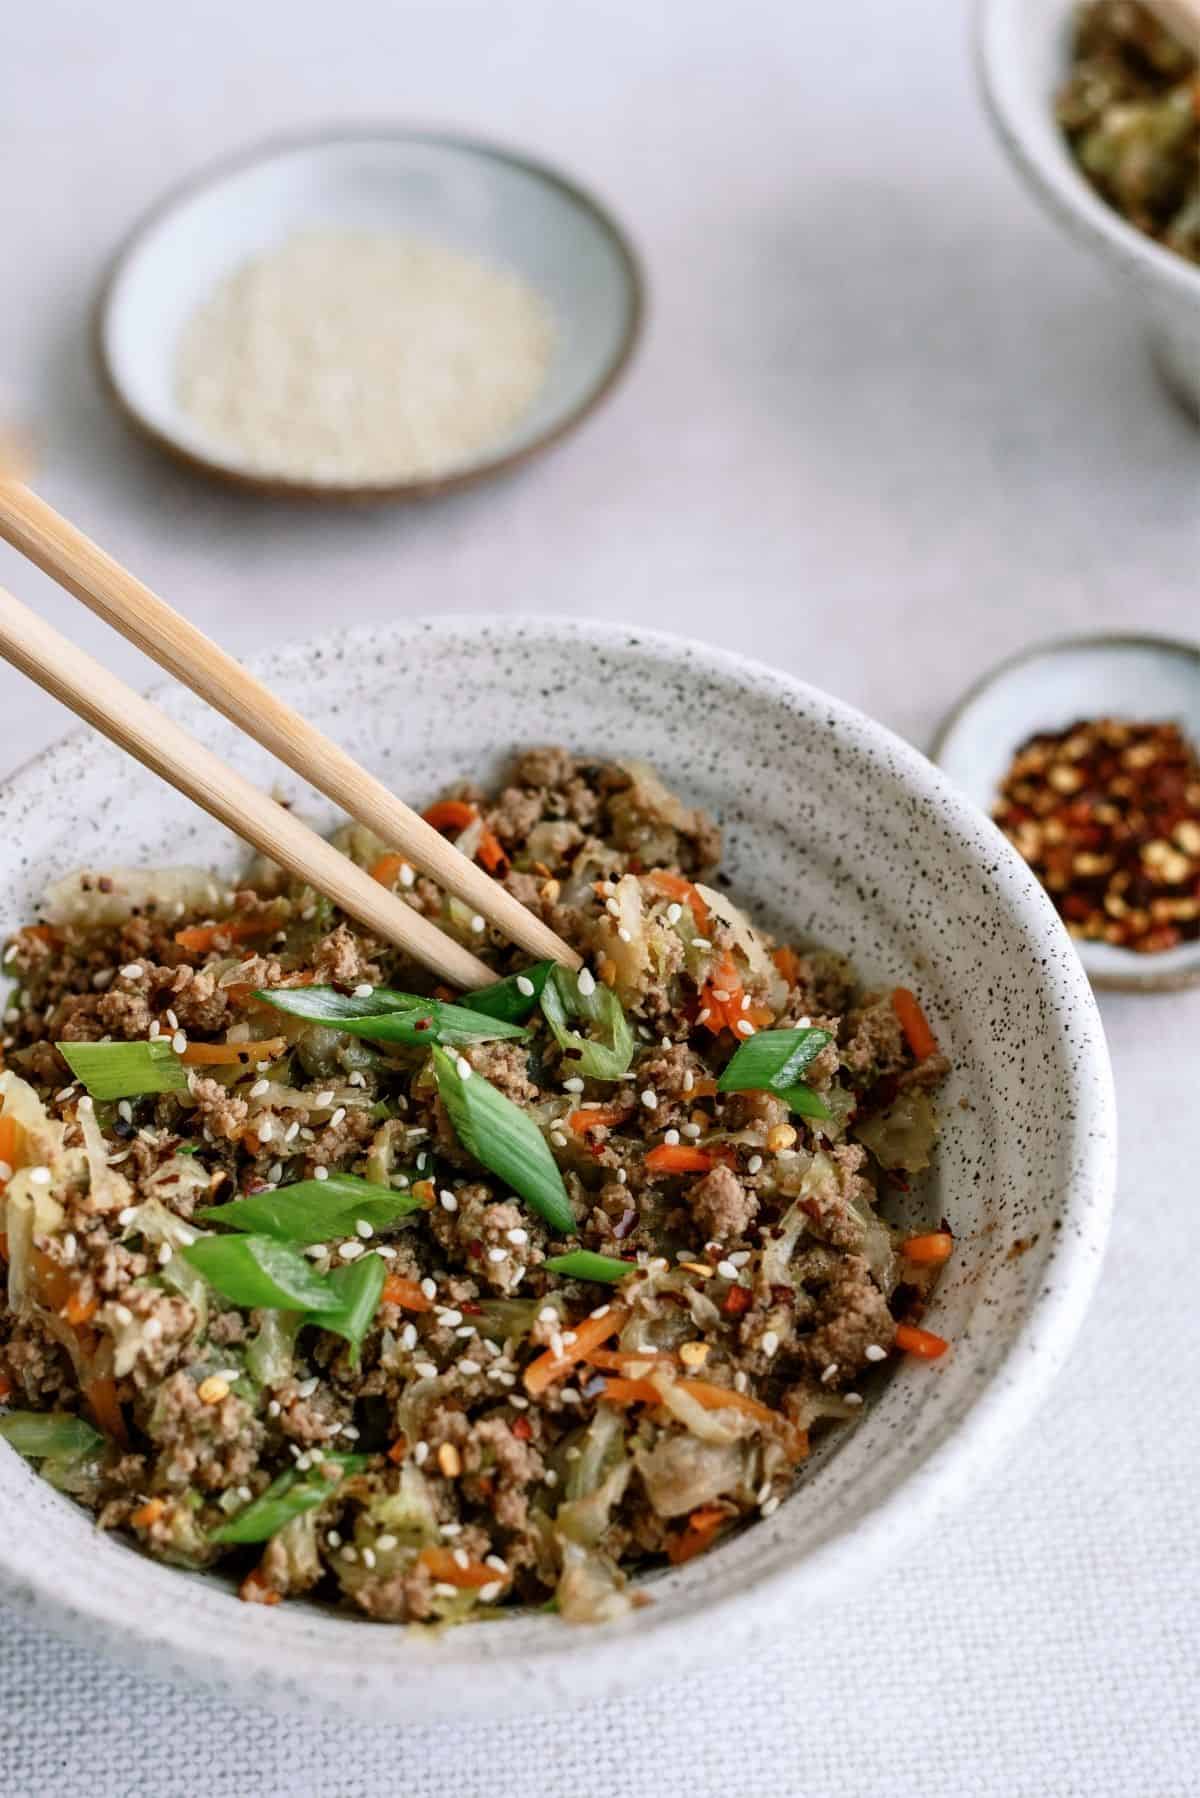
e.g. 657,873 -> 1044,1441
95,129 -> 642,499
933,631 -> 1200,991
977,0 -> 1200,420
0,618 -> 1115,1717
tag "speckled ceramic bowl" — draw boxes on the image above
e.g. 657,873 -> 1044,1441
978,0 -> 1200,420
0,619 -> 1116,1718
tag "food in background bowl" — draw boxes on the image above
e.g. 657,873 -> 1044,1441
1057,0 -> 1200,264
0,749 -> 952,1624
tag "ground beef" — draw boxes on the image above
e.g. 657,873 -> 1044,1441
514,746 -> 575,788
463,1041 -> 539,1106
488,785 -> 545,845
148,1372 -> 265,1492
840,992 -> 909,1086
799,1254 -> 896,1382
686,1164 -> 757,1243
311,924 -> 377,988
190,1076 -> 249,1142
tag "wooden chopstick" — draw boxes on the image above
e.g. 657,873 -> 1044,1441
0,583 -> 496,989
0,482 -> 581,973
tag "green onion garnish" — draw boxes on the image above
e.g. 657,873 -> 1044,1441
543,1250 -> 635,1284
182,1235 -> 344,1312
197,1173 -> 427,1245
209,1452 -> 367,1544
716,1026 -> 832,1119
461,961 -> 554,1022
539,967 -> 634,1080
431,1046 -> 575,1234
55,1038 -> 188,1100
253,984 -> 526,1046
312,1253 -> 386,1365
0,1411 -> 105,1460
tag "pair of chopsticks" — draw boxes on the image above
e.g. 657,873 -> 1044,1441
0,482 -> 581,988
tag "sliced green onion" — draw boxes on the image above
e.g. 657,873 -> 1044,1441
539,968 -> 634,1081
716,1026 -> 832,1119
309,1252 -> 386,1365
209,1452 -> 367,1544
182,1234 -> 342,1312
253,984 -> 525,1045
543,1250 -> 635,1284
461,961 -> 554,1022
0,1411 -> 105,1460
55,1038 -> 188,1100
431,1046 -> 574,1234
197,1173 -> 427,1245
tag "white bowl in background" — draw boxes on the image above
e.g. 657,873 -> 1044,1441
0,619 -> 1116,1717
95,130 -> 642,499
934,631 -> 1200,991
977,0 -> 1200,418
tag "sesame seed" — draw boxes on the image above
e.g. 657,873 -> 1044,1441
267,1399 -> 281,1418
663,1129 -> 680,1146
730,1249 -> 751,1266
329,1106 -> 346,1128
680,1122 -> 702,1139
716,1260 -> 738,1280
747,1154 -> 763,1174
433,1582 -> 458,1598
341,1547 -> 358,1564
762,1330 -> 779,1357
256,1117 -> 275,1143
665,902 -> 682,924
577,968 -> 596,997
353,984 -> 374,998
0,1161 -> 11,1183
296,1376 -> 319,1398
171,1030 -> 188,1053
455,1056 -> 472,1080
439,1189 -> 458,1212
249,1078 -> 269,1098
487,1246 -> 507,1264
340,1424 -> 360,1441
562,1076 -> 584,1093
314,1090 -> 334,1108
361,1547 -> 377,1569
400,1323 -> 418,1350
479,1581 -> 503,1602
348,1070 -> 366,1087
733,1370 -> 749,1393
549,1331 -> 565,1358
399,863 -> 415,888
691,937 -> 712,950
28,1166 -> 51,1186
696,1007 -> 711,1025
616,1168 -> 628,1184
589,1304 -> 611,1320
761,1495 -> 781,1517
711,988 -> 730,1003
120,964 -> 143,980
734,1020 -> 754,1037
377,1245 -> 397,1260
538,1305 -> 558,1323
559,1387 -> 582,1406
376,1533 -> 397,1551
485,1553 -> 509,1575
166,1008 -> 179,1031
470,914 -> 486,934
339,1241 -> 365,1261
314,1166 -> 328,1181
413,1441 -> 430,1465
92,969 -> 114,990
506,1227 -> 528,1246
845,1392 -> 863,1407
821,1362 -> 839,1384
458,1358 -> 481,1375
355,1218 -> 373,1239
304,1244 -> 326,1259
420,1277 -> 437,1300
640,1089 -> 658,1110
452,1547 -> 471,1570
283,1122 -> 299,1144
516,975 -> 535,997
326,1530 -> 342,1548
605,898 -> 621,918
55,1085 -> 78,1105
112,1303 -> 133,1326
414,1361 -> 438,1380
617,926 -> 632,943
865,1344 -> 887,1362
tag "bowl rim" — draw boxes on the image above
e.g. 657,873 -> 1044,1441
92,124 -> 645,504
975,0 -> 1200,303
930,626 -> 1200,993
0,616 -> 1118,1714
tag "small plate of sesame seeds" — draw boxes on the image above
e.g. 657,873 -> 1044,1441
95,128 -> 643,500
932,632 -> 1200,991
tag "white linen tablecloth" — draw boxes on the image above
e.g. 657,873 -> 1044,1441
2,1 -> 1198,1792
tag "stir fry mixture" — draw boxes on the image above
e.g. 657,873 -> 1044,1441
0,750 -> 951,1625
994,716 -> 1200,952
1057,1 -> 1200,263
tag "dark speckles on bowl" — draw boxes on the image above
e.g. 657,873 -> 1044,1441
0,618 -> 1116,1718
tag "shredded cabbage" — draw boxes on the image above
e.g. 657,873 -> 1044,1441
40,865 -> 226,928
856,1088 -> 939,1173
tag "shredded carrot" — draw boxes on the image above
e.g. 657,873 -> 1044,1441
0,1115 -> 23,1191
697,953 -> 772,1037
567,1105 -> 630,1135
239,1568 -> 282,1606
417,1547 -> 508,1590
63,1291 -> 98,1327
387,1436 -> 408,1465
599,1374 -> 663,1406
31,1247 -> 74,1313
901,1231 -> 954,1265
891,987 -> 938,1062
381,1273 -> 433,1313
369,852 -> 408,888
644,1143 -> 715,1175
84,1376 -> 128,1447
688,1077 -> 719,1099
475,826 -> 507,875
174,917 -> 278,955
523,1304 -> 629,1396
894,1321 -> 949,1359
422,799 -> 477,833
0,1374 -> 11,1403
667,1503 -> 728,1566
586,1347 -> 675,1372
645,870 -> 710,933
24,924 -> 61,947
410,1179 -> 436,1209
772,945 -> 802,986
180,1036 -> 287,1067
131,1498 -> 165,1530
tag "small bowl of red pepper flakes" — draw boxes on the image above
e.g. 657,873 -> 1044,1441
933,633 -> 1200,992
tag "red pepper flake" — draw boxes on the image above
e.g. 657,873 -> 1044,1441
510,1414 -> 533,1441
993,717 -> 1200,953
721,1284 -> 752,1319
